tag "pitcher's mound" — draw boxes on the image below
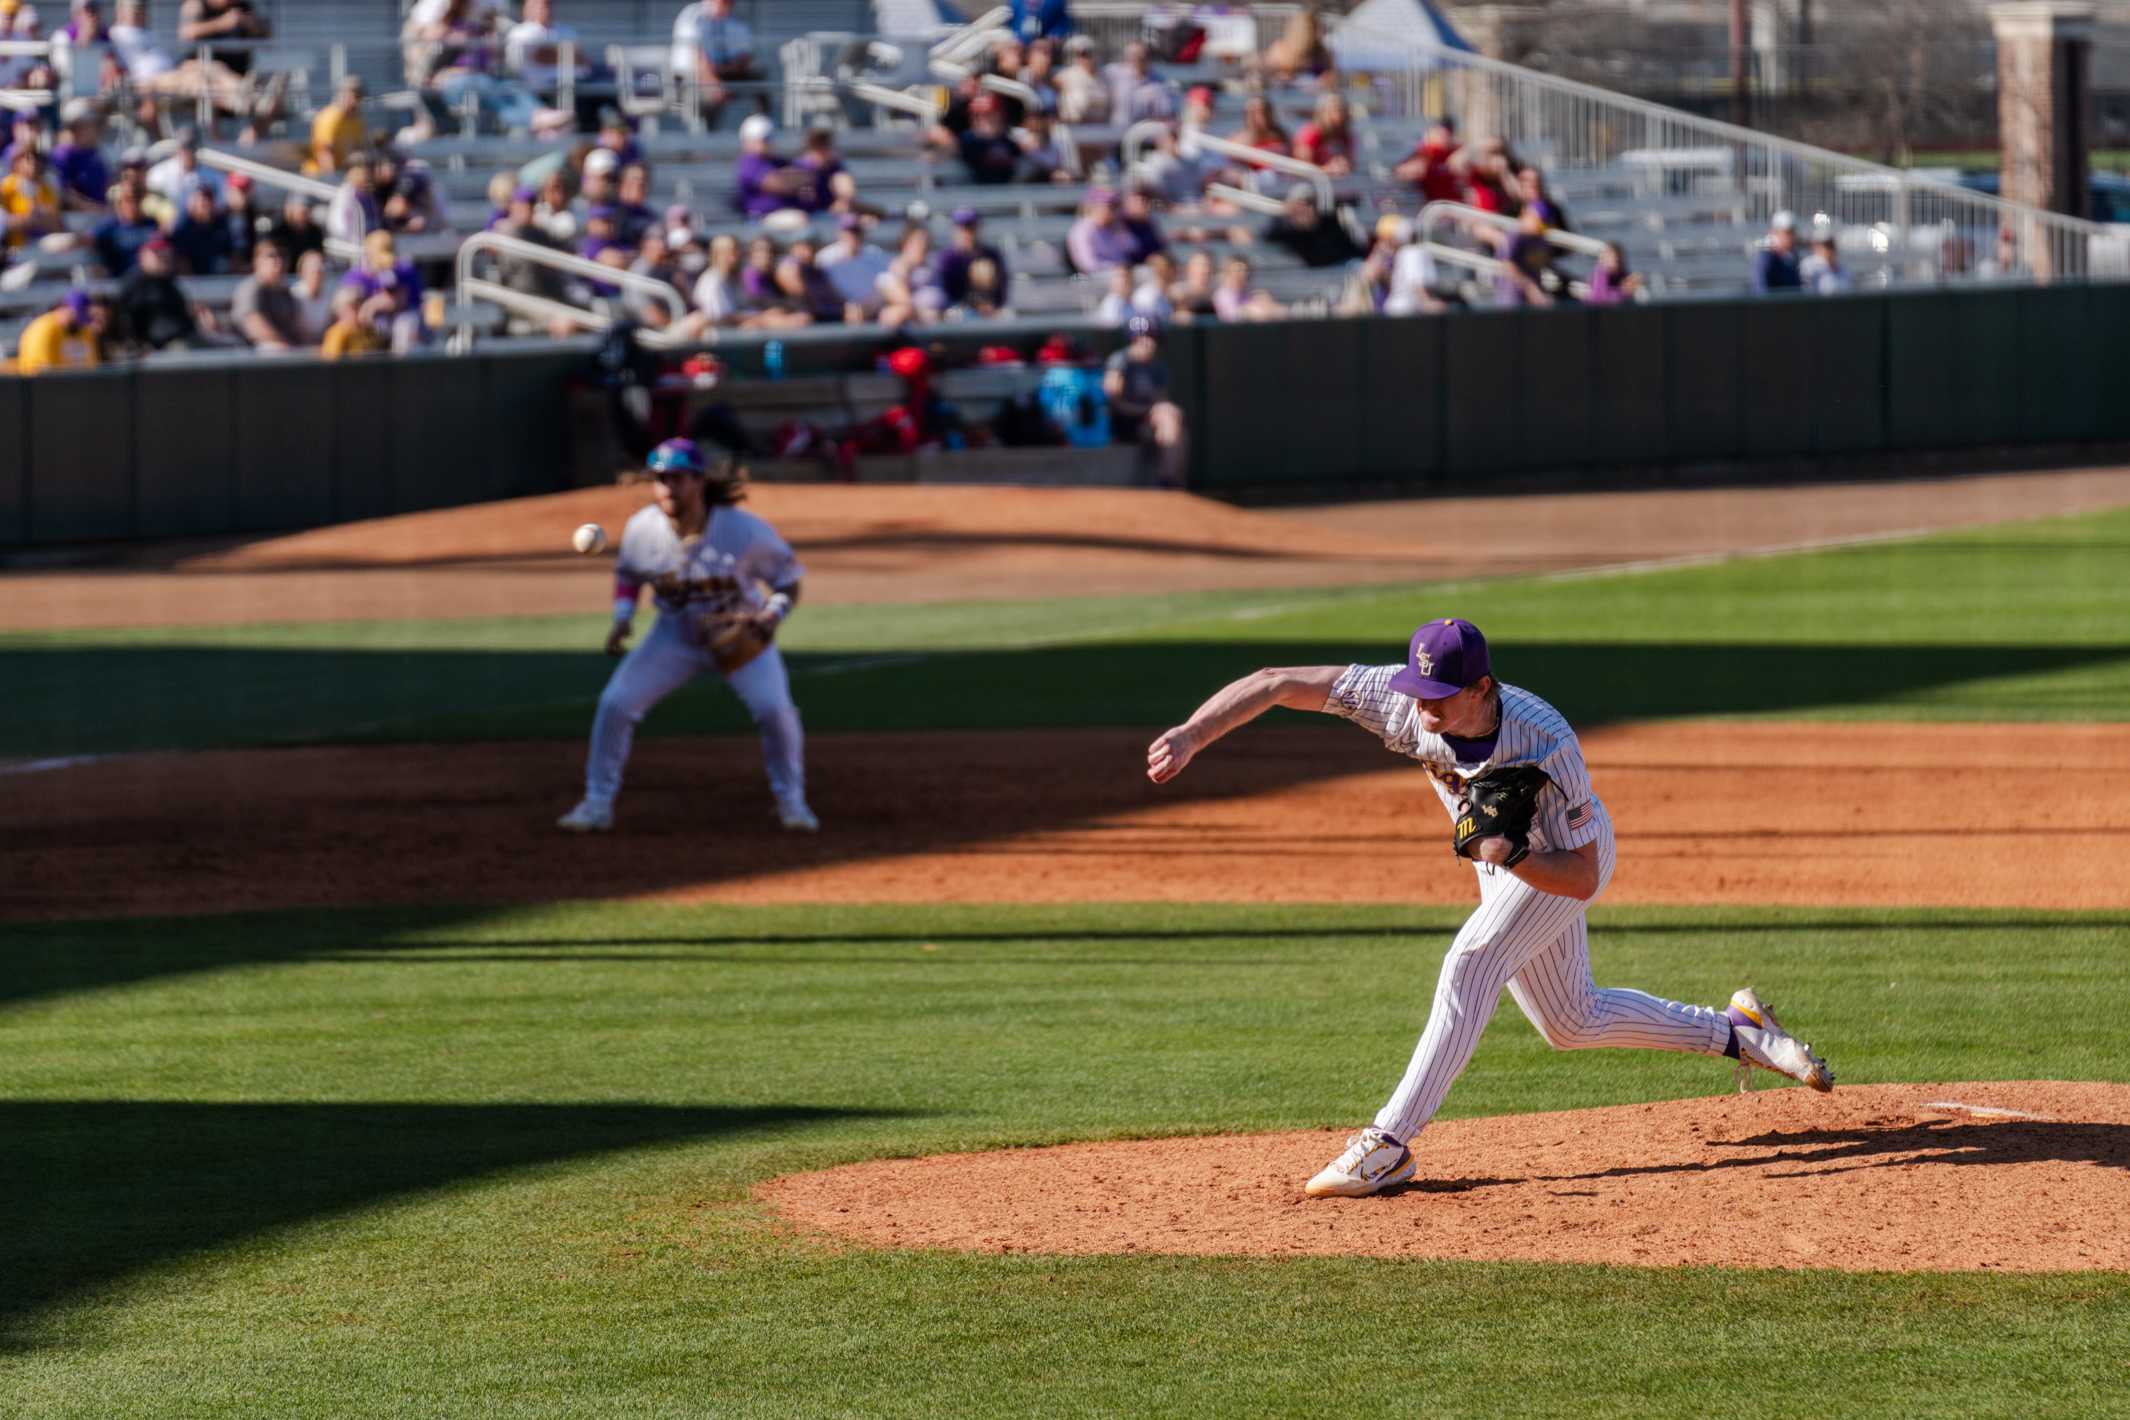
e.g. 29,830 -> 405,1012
759,1082 -> 2130,1272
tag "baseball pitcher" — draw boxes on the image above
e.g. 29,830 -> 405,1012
1146,617 -> 1833,1198
558,438 -> 817,834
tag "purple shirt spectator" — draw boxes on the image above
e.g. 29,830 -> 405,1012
341,259 -> 424,305
51,141 -> 111,207
734,151 -> 792,218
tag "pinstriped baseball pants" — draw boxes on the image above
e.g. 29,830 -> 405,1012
1372,808 -> 1731,1144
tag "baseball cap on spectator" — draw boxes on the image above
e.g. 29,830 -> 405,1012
1770,209 -> 1797,232
1389,618 -> 1491,699
176,125 -> 201,152
666,225 -> 696,248
1065,34 -> 1094,54
511,183 -> 538,203
61,288 -> 92,321
738,114 -> 775,144
1125,313 -> 1161,339
228,172 -> 252,192
951,206 -> 981,227
583,148 -> 619,178
1187,84 -> 1214,106
60,97 -> 97,124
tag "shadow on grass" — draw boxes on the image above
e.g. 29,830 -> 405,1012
0,1099 -> 895,1349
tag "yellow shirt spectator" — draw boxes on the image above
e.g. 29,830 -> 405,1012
320,318 -> 387,360
1,166 -> 61,250
16,304 -> 103,374
305,80 -> 369,176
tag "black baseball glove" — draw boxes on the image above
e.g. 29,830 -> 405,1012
1451,766 -> 1552,868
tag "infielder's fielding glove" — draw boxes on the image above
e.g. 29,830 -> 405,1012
1451,765 -> 1552,868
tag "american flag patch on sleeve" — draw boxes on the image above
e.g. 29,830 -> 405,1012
1566,802 -> 1592,830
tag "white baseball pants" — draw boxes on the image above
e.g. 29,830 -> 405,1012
581,613 -> 806,812
1372,807 -> 1731,1143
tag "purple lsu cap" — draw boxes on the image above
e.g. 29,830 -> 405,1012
1388,617 -> 1490,699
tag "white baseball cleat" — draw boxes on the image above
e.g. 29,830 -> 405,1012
1304,1127 -> 1417,1198
775,800 -> 820,832
1727,987 -> 1834,1092
556,799 -> 614,833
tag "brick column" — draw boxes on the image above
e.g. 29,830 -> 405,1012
1992,2 -> 2094,218
1451,6 -> 1546,142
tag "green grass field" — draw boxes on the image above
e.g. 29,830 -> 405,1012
5,505 -> 2129,1416
6,903 -> 2130,1417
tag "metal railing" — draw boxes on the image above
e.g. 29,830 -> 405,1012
1417,199 -> 1610,262
1342,22 -> 2117,285
1123,118 -> 1334,211
1419,241 -> 1591,303
931,7 -> 1008,65
453,228 -> 692,350
197,146 -> 363,262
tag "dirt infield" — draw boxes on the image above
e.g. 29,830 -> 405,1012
758,1082 -> 2130,1272
11,465 -> 2130,630
9,721 -> 2129,922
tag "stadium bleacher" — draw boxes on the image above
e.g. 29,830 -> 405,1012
0,0 -> 2083,376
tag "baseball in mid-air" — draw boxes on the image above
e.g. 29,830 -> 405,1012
572,522 -> 607,555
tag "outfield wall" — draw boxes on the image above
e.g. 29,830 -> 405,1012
4,285 -> 2128,546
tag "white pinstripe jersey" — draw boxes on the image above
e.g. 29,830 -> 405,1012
1325,665 -> 1605,855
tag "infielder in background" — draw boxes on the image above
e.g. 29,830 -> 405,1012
1146,617 -> 1832,1198
558,438 -> 818,834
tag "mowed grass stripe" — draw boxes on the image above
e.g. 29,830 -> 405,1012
4,503 -> 2129,755
3,901 -> 2128,1415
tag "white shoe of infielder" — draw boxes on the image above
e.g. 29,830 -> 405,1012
775,799 -> 820,833
1727,987 -> 1834,1092
1304,1126 -> 1417,1198
556,799 -> 614,833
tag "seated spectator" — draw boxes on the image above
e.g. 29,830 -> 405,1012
1340,216 -> 1404,314
1516,164 -> 1568,231
498,0 -> 600,127
1384,223 -> 1445,315
531,166 -> 576,240
267,191 -> 325,264
115,234 -> 220,350
816,213 -> 889,322
489,184 -> 582,335
412,0 -> 568,137
575,204 -> 627,296
92,183 -> 159,274
624,226 -> 688,328
4,109 -> 43,166
326,155 -> 383,244
985,37 -> 1031,128
1094,263 -> 1135,325
230,239 -> 304,349
306,75 -> 368,176
145,129 -> 222,223
1008,0 -> 1071,42
1453,137 -> 1519,218
1225,94 -> 1291,180
1054,35 -> 1109,124
344,227 -> 423,311
1497,206 -> 1559,307
168,183 -> 234,274
611,160 -> 656,245
289,247 -> 332,340
1103,315 -> 1185,487
689,0 -> 760,126
1139,123 -> 1216,208
319,283 -> 389,359
51,99 -> 111,211
1291,92 -> 1354,177
1585,241 -> 1641,305
738,233 -> 780,308
1753,209 -> 1802,293
927,71 -> 984,150
16,289 -> 108,373
576,144 -> 617,206
178,0 -> 270,79
1105,41 -> 1175,124
1118,187 -> 1166,263
875,223 -> 939,327
1172,248 -> 1217,320
1021,36 -> 1062,115
0,0 -> 45,92
595,108 -> 643,170
782,237 -> 846,324
1393,117 -> 1462,206
1133,250 -> 1177,320
956,95 -> 1022,185
105,144 -> 147,205
1016,110 -> 1071,183
733,114 -> 827,221
935,207 -> 1007,309
1261,5 -> 1331,84
1262,183 -> 1362,268
691,230 -> 745,326
3,145 -> 65,252
1065,187 -> 1137,274
791,125 -> 854,215
1213,254 -> 1283,321
949,255 -> 1005,320
377,151 -> 447,234
48,0 -> 120,96
1801,227 -> 1848,295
